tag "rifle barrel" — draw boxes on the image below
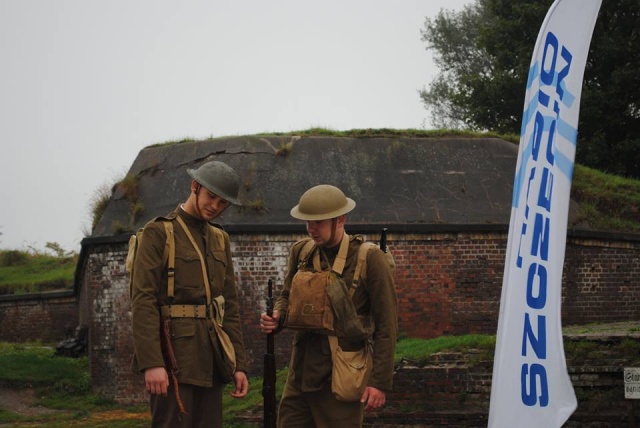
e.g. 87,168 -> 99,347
263,278 -> 277,428
267,279 -> 273,316
380,227 -> 388,253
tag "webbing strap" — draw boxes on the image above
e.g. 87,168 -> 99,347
310,232 -> 350,274
161,304 -> 208,319
332,233 -> 350,275
327,334 -> 339,354
351,242 -> 375,297
176,216 -> 212,306
299,239 -> 316,265
163,222 -> 176,298
327,334 -> 370,357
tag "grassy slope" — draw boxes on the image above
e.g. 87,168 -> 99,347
572,164 -> 640,231
0,251 -> 76,295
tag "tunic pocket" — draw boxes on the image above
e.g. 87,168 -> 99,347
174,243 -> 205,291
171,319 -> 197,368
208,250 -> 228,293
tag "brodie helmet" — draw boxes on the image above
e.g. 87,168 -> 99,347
187,161 -> 242,205
290,184 -> 356,221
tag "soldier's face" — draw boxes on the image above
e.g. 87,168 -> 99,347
196,187 -> 230,221
305,216 -> 345,248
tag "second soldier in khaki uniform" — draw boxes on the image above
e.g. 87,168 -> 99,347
260,184 -> 398,428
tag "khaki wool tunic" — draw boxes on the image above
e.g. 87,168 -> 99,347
274,234 -> 398,393
131,206 -> 247,386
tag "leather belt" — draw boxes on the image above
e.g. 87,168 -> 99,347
160,304 -> 208,319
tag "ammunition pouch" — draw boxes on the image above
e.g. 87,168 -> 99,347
284,269 -> 335,332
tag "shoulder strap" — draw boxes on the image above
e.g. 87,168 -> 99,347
331,233 -> 350,275
307,233 -> 350,274
163,221 -> 176,299
298,238 -> 315,264
164,218 -> 226,303
350,241 -> 376,297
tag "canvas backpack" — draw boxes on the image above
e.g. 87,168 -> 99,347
125,220 -> 174,298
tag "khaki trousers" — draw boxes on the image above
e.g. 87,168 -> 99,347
150,382 -> 224,428
277,379 -> 365,428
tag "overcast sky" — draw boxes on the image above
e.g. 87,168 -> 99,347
0,0 -> 471,252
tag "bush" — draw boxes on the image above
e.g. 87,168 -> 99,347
0,250 -> 28,267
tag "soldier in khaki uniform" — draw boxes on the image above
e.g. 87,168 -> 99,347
260,184 -> 398,428
131,161 -> 249,428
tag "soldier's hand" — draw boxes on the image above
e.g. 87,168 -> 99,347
362,386 -> 386,411
229,371 -> 249,398
144,366 -> 169,396
260,309 -> 280,334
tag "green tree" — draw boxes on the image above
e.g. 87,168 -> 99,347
420,0 -> 640,178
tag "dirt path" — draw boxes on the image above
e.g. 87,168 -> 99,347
0,386 -> 66,418
0,385 -> 149,426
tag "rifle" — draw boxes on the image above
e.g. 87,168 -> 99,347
380,227 -> 389,253
160,315 -> 187,414
262,278 -> 277,428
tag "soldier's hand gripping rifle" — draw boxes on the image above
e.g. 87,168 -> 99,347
262,278 -> 277,428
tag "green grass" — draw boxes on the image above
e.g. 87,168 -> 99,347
0,250 -> 76,295
0,341 -> 286,427
571,164 -> 640,232
0,340 -> 285,427
0,337 -> 496,427
221,369 -> 288,428
0,342 -> 129,426
395,334 -> 496,365
261,127 -> 505,139
0,342 -> 88,388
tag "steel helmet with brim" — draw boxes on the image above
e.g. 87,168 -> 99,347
290,184 -> 356,220
187,161 -> 242,206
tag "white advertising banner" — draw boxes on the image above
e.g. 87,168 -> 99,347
488,1 -> 601,427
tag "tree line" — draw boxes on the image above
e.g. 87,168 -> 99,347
421,0 -> 640,179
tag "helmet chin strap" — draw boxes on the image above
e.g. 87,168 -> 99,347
193,183 -> 204,220
328,218 -> 339,248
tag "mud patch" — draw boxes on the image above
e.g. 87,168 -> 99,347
0,385 -> 66,417
88,409 -> 150,421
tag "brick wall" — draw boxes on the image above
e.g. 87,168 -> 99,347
237,338 -> 640,428
0,292 -> 78,342
563,237 -> 640,325
81,243 -> 144,402
357,338 -> 640,428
